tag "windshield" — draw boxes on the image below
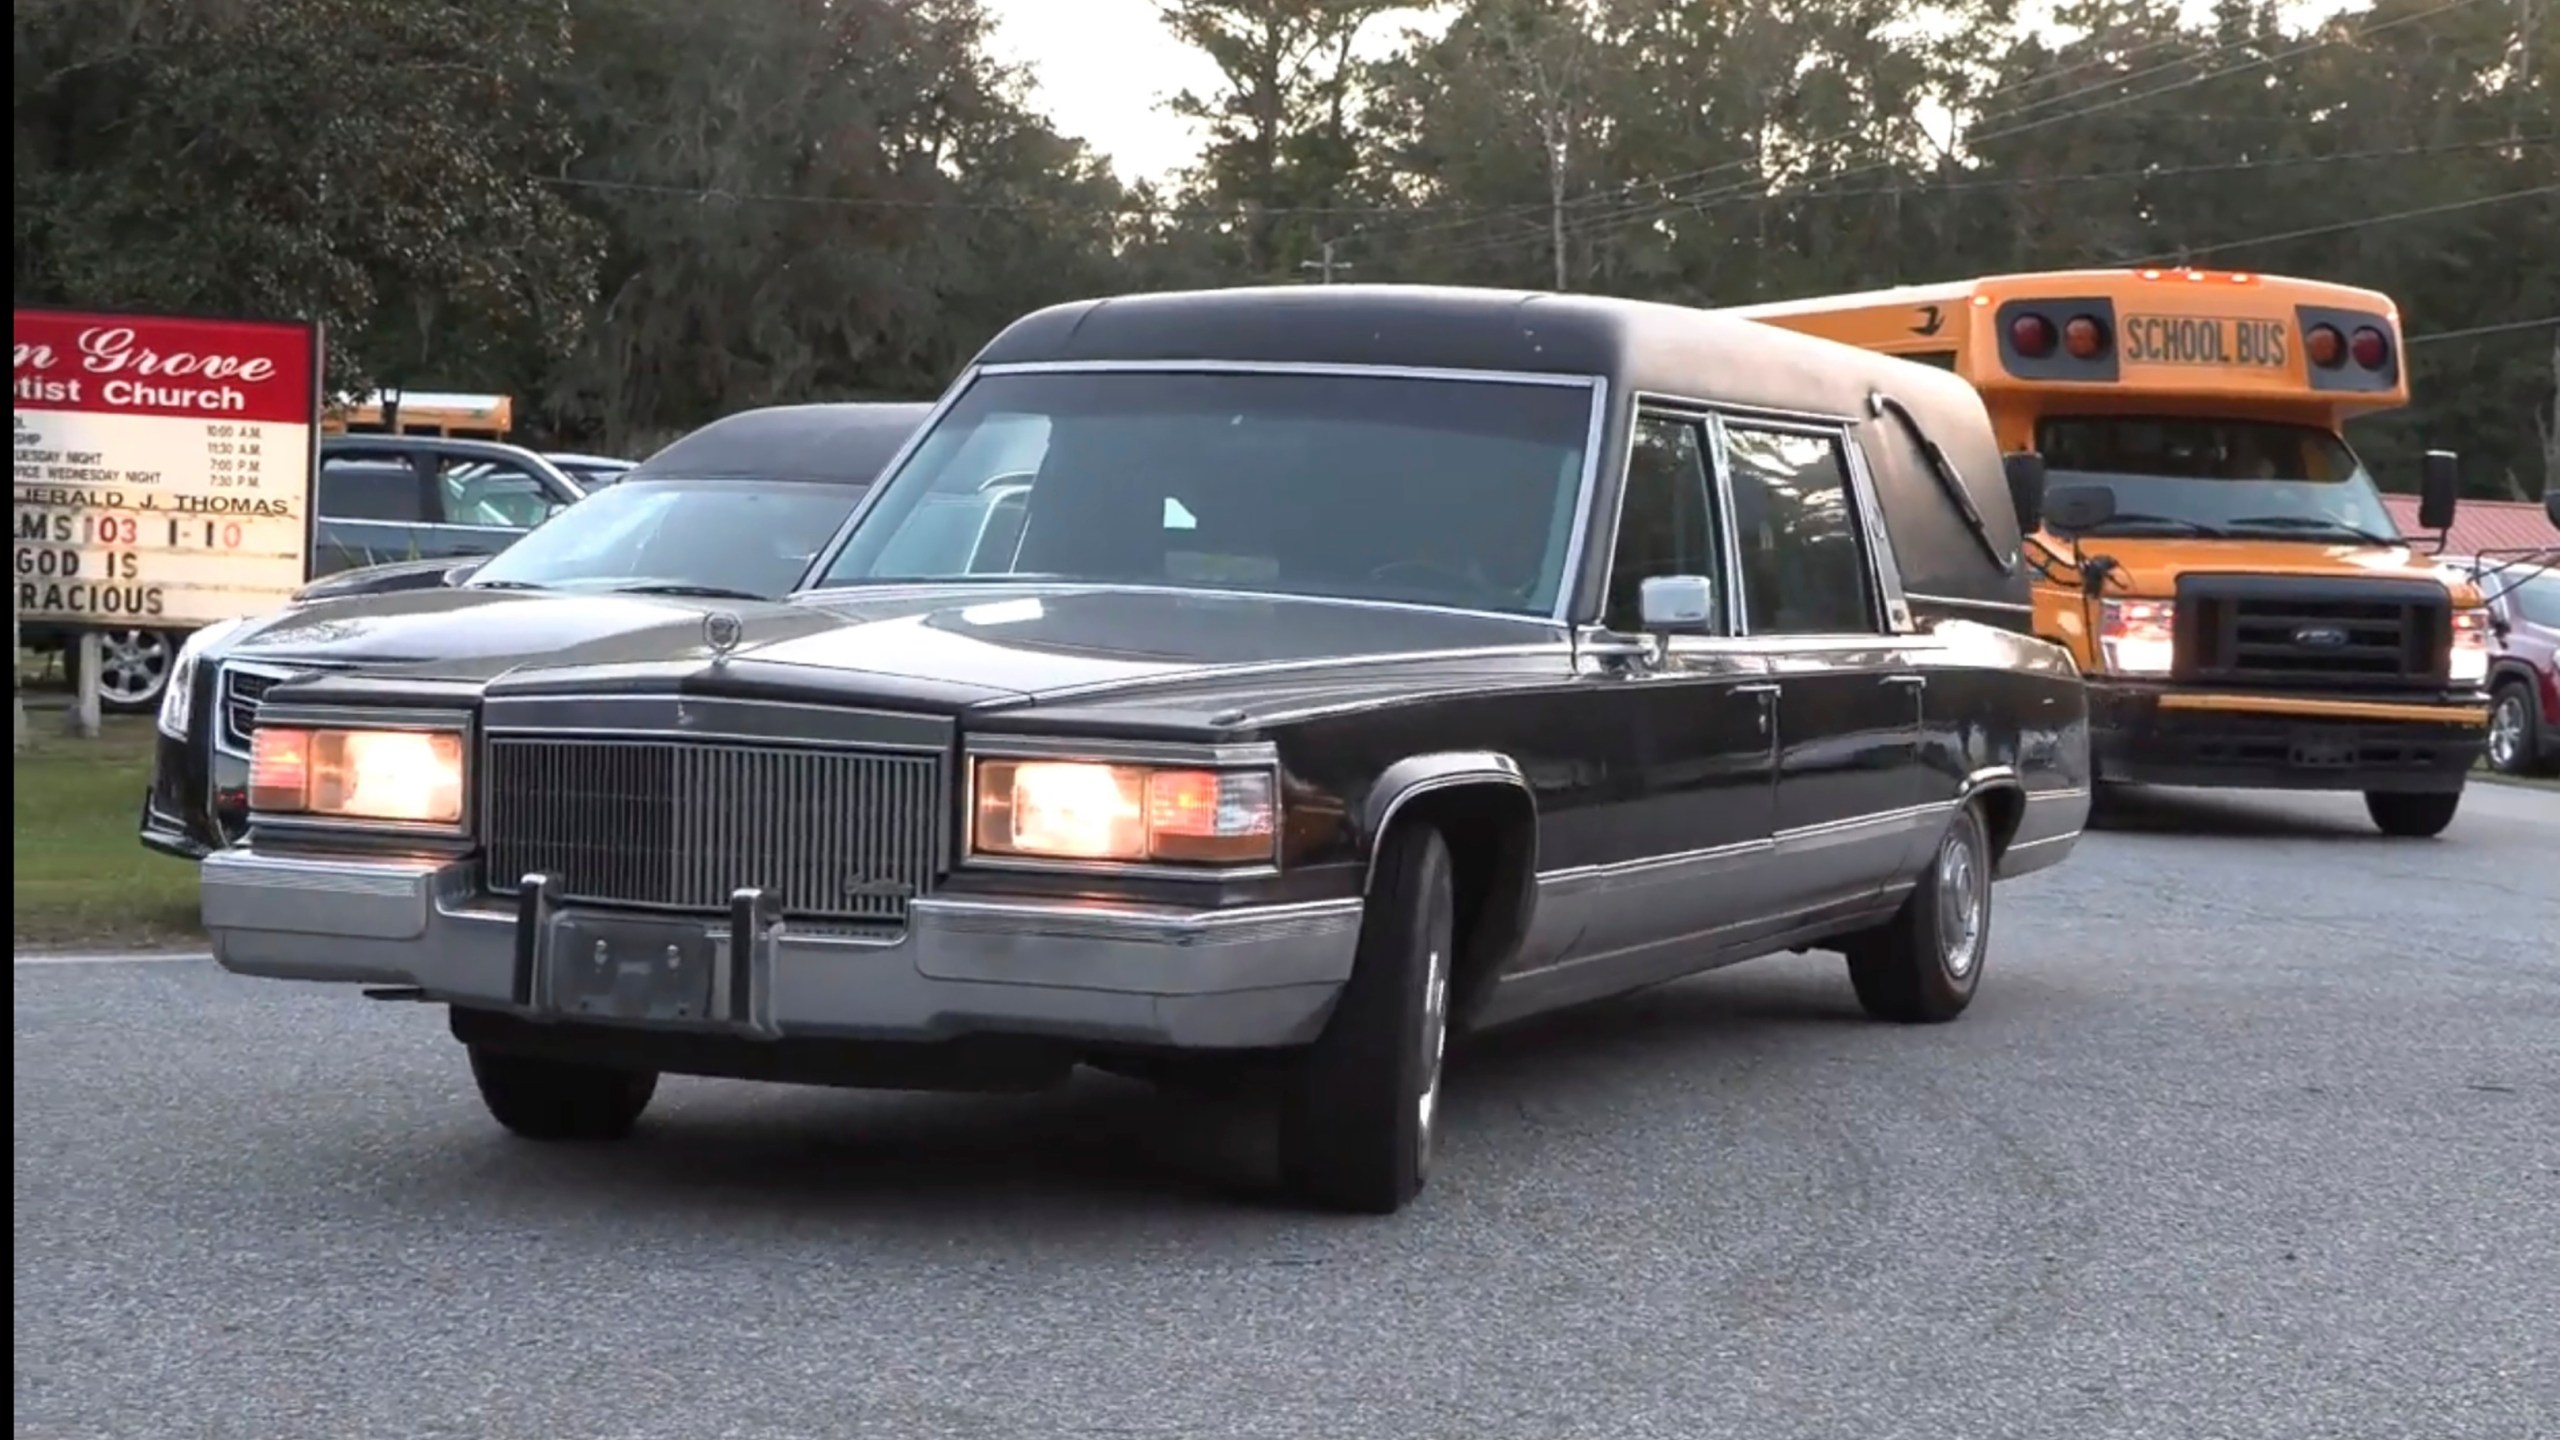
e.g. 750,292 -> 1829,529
813,369 -> 1596,617
466,478 -> 862,597
2036,415 -> 2398,539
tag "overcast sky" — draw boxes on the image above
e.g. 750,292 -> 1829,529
980,0 -> 2366,187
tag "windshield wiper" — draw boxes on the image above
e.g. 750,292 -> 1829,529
2077,513 -> 2227,538
467,580 -> 547,591
2224,515 -> 2400,546
608,582 -> 769,600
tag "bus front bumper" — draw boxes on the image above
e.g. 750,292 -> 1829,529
2090,685 -> 2487,792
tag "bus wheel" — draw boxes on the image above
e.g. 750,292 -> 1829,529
2364,789 -> 2461,839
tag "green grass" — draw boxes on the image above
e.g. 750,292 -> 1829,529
13,714 -> 201,949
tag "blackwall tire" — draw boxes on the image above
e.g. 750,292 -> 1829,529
1276,824 -> 1455,1215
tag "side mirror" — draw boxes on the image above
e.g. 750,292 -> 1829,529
2044,484 -> 2118,533
1637,574 -> 1718,635
2002,451 -> 2048,533
441,558 -> 487,587
2417,449 -> 2459,532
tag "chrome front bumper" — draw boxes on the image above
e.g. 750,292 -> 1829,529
202,850 -> 1362,1050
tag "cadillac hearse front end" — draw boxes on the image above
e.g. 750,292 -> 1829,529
201,686 -> 1365,1058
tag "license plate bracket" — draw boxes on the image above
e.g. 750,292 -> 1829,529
546,914 -> 721,1024
2288,736 -> 2358,769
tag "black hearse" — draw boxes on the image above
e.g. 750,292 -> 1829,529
140,403 -> 928,858
200,287 -> 2091,1215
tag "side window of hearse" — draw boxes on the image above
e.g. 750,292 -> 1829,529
1603,413 -> 1722,632
1722,424 -> 1879,636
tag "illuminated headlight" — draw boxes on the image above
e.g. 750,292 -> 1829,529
155,617 -> 249,740
971,759 -> 1277,867
249,725 -> 467,826
2099,598 -> 2176,676
2449,608 -> 2491,686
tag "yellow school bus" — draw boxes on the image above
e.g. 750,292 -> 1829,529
1729,268 -> 2492,837
322,390 -> 513,440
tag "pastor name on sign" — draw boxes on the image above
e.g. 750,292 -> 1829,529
13,308 -> 320,630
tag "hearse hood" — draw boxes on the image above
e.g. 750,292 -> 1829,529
298,586 -> 1551,706
219,586 -> 785,670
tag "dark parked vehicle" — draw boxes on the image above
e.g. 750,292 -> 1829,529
141,403 -> 929,859
199,286 -> 2091,1215
30,435 -> 588,716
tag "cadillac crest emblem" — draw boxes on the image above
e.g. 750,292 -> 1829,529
703,610 -> 745,661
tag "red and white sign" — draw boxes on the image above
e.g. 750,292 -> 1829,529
14,307 -> 321,631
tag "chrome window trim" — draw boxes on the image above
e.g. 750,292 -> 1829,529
1707,413 -> 1896,640
242,704 -> 478,842
1592,408 -> 1739,640
1836,429 -> 1916,633
800,360 -> 1611,628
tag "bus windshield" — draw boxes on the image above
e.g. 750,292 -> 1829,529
2035,415 -> 2400,543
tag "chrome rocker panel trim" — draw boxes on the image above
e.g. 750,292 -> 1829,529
202,850 -> 1363,1051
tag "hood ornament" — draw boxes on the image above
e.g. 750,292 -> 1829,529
703,610 -> 745,663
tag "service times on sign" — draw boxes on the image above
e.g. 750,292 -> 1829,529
13,308 -> 321,631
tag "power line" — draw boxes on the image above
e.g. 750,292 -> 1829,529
2127,184 -> 2557,264
2407,315 -> 2560,344
1363,0 -> 2491,261
1400,132 -> 2541,273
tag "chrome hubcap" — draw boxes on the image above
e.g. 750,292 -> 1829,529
2489,696 -> 2524,769
1935,826 -> 1985,979
1417,934 -> 1450,1169
95,630 -> 171,705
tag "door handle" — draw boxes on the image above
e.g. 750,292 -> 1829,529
1735,683 -> 1781,698
1884,674 -> 1928,689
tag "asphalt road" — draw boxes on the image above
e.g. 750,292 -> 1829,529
15,783 -> 2559,1440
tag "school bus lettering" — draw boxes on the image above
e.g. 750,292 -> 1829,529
2123,315 -> 2286,369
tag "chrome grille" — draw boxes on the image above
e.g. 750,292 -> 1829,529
219,670 -> 274,751
482,737 -> 947,924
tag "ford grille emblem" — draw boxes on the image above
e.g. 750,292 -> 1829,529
2291,624 -> 2350,649
703,610 -> 745,661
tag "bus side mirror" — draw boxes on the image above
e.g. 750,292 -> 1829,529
2045,485 -> 2117,533
2418,450 -> 2460,532
2002,452 -> 2047,533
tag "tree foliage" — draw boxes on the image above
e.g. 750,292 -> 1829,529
12,0 -> 2553,494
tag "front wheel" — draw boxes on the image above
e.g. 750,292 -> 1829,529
2364,789 -> 2462,839
1842,802 -> 1993,1024
1276,823 -> 1455,1215
467,1045 -> 658,1141
2486,683 -> 2538,776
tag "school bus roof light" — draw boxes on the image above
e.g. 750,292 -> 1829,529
2010,313 -> 2057,358
2063,314 -> 2110,360
2306,324 -> 2347,369
2350,326 -> 2392,371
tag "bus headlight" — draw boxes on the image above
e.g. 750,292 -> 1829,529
250,725 -> 467,826
2100,599 -> 2177,676
2449,608 -> 2490,686
971,759 -> 1278,867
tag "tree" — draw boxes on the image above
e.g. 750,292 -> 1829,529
13,0 -> 602,396
1159,0 -> 1404,279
